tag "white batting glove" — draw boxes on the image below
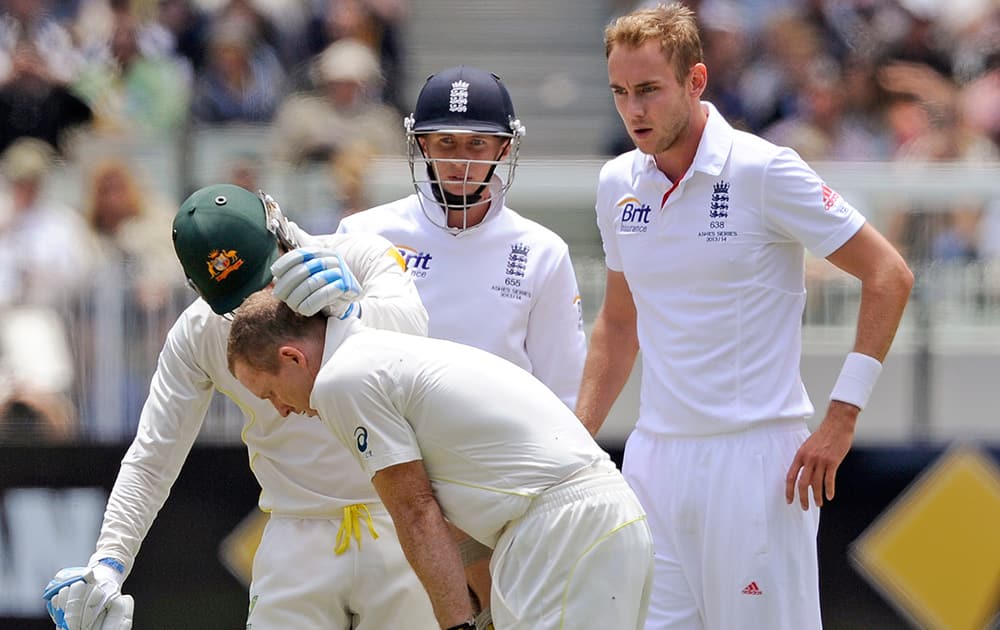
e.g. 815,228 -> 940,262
43,560 -> 130,630
271,247 -> 362,318
98,594 -> 133,630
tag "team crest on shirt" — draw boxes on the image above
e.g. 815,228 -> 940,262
698,180 -> 739,243
616,196 -> 651,233
491,242 -> 532,301
506,242 -> 529,277
396,245 -> 433,279
709,180 -> 730,218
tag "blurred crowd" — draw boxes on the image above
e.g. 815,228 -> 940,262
0,0 -> 409,442
0,0 -> 408,157
0,0 -> 997,442
612,0 -> 1000,160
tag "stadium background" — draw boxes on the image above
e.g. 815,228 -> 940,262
0,0 -> 998,628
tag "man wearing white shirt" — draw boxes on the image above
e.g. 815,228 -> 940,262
335,66 -> 586,410
226,289 -> 653,630
577,4 -> 914,629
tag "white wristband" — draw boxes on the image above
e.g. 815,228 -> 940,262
830,352 -> 882,410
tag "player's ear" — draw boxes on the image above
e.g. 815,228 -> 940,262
278,345 -> 305,366
689,63 -> 707,97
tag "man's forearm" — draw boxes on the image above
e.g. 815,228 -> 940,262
852,260 -> 913,361
575,314 -> 639,436
395,501 -> 475,627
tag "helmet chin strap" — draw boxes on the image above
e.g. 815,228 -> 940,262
426,163 -> 495,211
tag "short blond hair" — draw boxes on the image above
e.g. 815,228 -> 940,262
604,2 -> 703,83
226,290 -> 326,375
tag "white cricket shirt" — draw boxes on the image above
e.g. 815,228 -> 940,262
92,229 -> 428,571
310,318 -> 609,548
337,178 -> 586,408
596,102 -> 865,436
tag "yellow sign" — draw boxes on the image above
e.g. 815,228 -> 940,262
219,509 -> 268,587
851,447 -> 1000,630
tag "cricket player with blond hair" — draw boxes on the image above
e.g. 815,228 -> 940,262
580,4 -> 913,628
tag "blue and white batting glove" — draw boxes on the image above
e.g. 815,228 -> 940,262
271,247 -> 362,319
43,559 -> 132,630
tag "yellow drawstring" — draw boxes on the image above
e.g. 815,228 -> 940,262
334,503 -> 379,554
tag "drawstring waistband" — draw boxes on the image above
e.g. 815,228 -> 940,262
334,503 -> 379,554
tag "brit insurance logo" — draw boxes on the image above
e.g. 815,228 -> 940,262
396,245 -> 433,279
616,196 -> 652,233
491,242 -> 532,301
698,180 -> 738,243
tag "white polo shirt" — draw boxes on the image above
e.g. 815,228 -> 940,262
596,102 -> 865,437
337,179 -> 586,409
310,318 -> 608,548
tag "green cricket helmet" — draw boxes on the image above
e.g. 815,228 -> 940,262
172,184 -> 293,315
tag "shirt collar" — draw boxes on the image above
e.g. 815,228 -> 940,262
320,315 -> 364,368
630,101 -> 733,184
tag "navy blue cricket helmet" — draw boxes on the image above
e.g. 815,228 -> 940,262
410,66 -> 519,135
404,66 -> 526,232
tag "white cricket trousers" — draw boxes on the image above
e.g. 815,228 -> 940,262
246,504 -> 437,629
490,460 -> 654,629
623,420 -> 822,630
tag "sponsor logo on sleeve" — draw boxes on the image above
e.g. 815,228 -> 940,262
822,183 -> 855,216
822,183 -> 840,211
354,426 -> 371,457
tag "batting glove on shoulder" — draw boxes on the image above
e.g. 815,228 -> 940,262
271,247 -> 362,318
43,559 -> 132,630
